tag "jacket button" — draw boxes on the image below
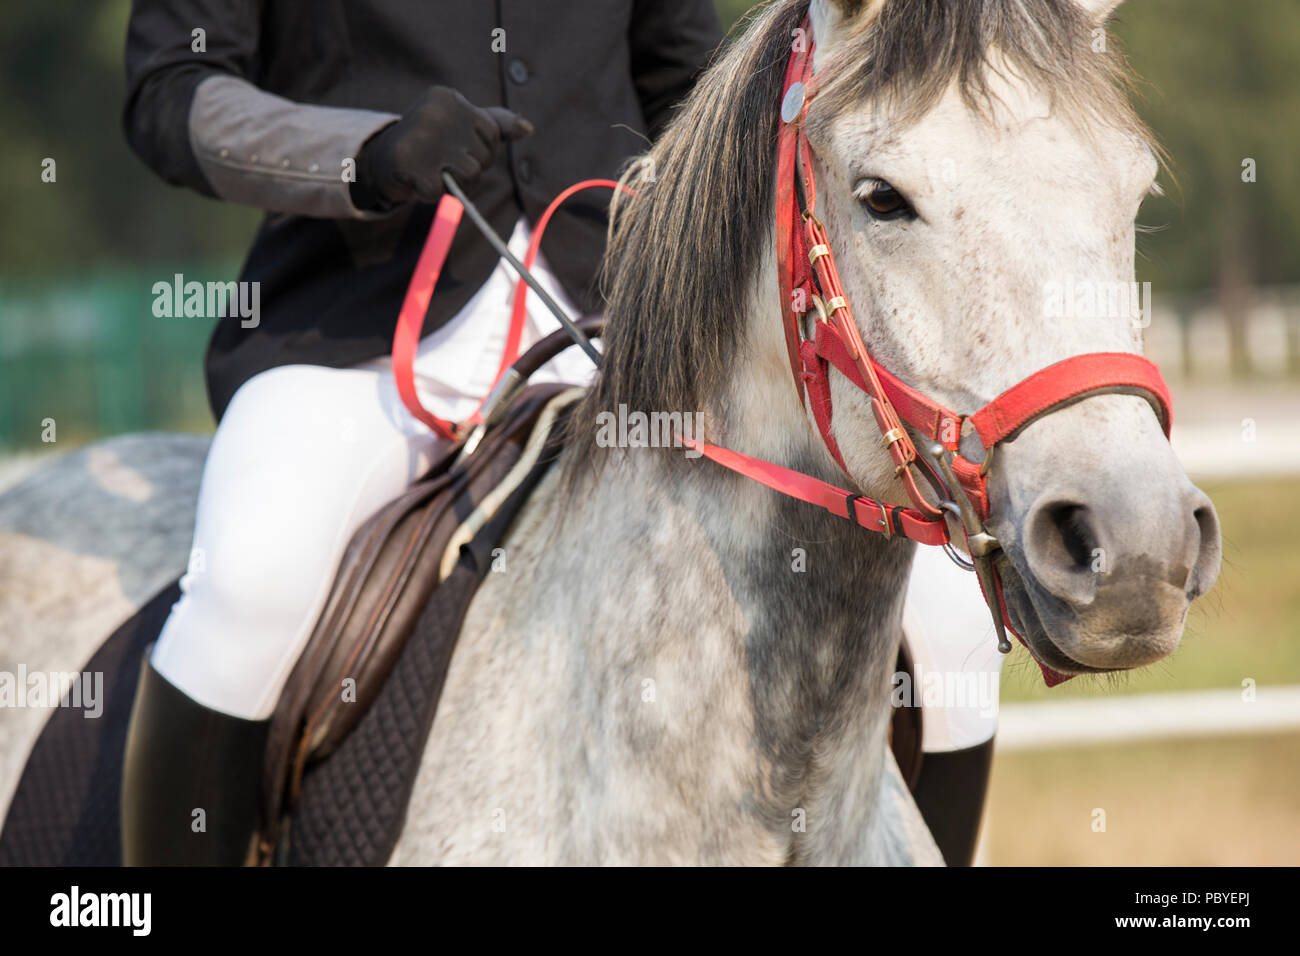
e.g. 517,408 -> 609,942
508,59 -> 529,84
518,158 -> 534,183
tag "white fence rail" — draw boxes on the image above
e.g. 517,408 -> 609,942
996,685 -> 1300,752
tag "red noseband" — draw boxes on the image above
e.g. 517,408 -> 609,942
688,17 -> 1174,684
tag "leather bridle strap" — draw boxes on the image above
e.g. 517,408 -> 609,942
966,351 -> 1172,448
680,436 -> 951,546
809,319 -> 1174,519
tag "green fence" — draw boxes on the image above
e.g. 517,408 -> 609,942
0,266 -> 235,450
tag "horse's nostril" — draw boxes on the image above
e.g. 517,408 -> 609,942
1187,498 -> 1223,598
1023,497 -> 1105,606
1048,503 -> 1098,572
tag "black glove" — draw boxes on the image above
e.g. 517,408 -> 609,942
351,86 -> 532,211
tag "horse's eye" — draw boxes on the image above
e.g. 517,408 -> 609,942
861,181 -> 913,220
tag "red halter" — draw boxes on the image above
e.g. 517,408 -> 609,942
686,19 -> 1173,683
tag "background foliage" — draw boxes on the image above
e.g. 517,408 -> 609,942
0,0 -> 1296,448
1,0 -> 1297,289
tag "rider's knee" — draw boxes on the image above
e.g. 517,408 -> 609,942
179,516 -> 325,632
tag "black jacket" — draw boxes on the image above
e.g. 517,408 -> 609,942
124,0 -> 722,418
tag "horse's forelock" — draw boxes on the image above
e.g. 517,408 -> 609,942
816,0 -> 1150,137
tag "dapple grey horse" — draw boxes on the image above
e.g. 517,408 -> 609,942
0,0 -> 1220,864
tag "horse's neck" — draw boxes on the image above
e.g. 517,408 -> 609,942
554,303 -> 915,837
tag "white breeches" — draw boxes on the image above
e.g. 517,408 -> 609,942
150,219 -> 594,720
152,219 -> 1005,743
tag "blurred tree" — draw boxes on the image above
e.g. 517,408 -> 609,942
0,0 -> 1295,329
716,0 -> 760,30
1114,0 -> 1300,377
0,0 -> 258,276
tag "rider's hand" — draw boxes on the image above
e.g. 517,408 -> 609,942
351,86 -> 532,211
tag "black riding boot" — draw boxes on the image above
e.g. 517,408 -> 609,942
121,658 -> 270,866
911,738 -> 996,866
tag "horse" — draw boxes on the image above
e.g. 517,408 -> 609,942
0,0 -> 1221,865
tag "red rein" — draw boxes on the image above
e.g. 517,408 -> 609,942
392,178 -> 625,441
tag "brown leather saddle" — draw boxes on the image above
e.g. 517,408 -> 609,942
252,318 -> 923,864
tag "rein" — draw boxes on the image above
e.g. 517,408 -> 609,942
392,175 -> 625,443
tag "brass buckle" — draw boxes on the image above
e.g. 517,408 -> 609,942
880,426 -> 906,449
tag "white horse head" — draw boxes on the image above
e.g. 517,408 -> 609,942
803,0 -> 1220,673
597,0 -> 1220,677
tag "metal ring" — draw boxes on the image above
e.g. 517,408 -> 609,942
937,500 -> 965,522
958,415 -> 995,478
811,294 -> 830,324
943,541 -> 976,571
936,501 -> 976,569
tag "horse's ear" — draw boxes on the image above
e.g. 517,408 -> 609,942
1075,0 -> 1125,22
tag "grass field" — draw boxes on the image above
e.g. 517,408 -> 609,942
983,732 -> 1300,865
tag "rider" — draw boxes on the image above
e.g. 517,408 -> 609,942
120,0 -> 724,865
